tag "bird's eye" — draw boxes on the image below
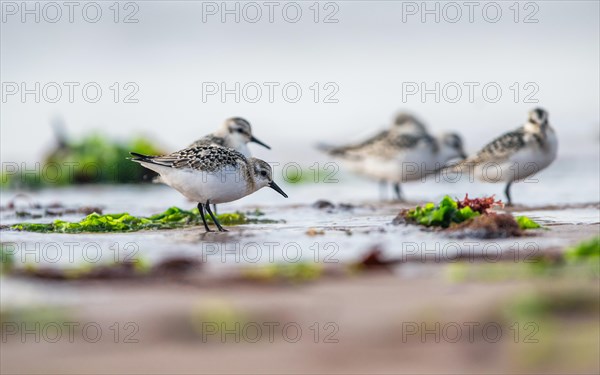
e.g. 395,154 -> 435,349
236,129 -> 245,134
260,170 -> 267,177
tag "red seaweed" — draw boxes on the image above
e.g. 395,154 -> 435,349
456,194 -> 503,214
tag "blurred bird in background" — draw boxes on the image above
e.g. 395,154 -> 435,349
451,108 -> 558,205
320,113 -> 466,201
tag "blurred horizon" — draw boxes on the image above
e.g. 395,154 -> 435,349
2,1 -> 599,164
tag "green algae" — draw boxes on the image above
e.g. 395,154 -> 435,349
1,133 -> 164,188
515,216 -> 542,230
0,244 -> 15,274
241,262 -> 323,283
565,236 -> 600,262
11,206 -> 274,233
404,196 -> 542,231
405,195 -> 479,228
447,237 -> 600,282
564,236 -> 600,275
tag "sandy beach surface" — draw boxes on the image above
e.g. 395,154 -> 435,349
1,186 -> 598,374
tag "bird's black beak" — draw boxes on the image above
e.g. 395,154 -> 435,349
250,136 -> 271,149
268,181 -> 288,198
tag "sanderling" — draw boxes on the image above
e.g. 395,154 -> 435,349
322,113 -> 429,153
188,117 -> 270,157
452,108 -> 558,205
321,114 -> 465,200
158,117 -> 270,213
130,145 -> 287,232
392,113 -> 429,136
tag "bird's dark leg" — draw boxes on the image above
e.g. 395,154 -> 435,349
205,200 -> 227,232
197,203 -> 212,232
393,183 -> 404,202
212,204 -> 218,215
504,182 -> 513,206
379,180 -> 387,201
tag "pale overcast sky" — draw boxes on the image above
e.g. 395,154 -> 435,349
2,1 -> 599,163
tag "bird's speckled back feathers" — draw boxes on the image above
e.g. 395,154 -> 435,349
188,134 -> 227,149
139,145 -> 247,172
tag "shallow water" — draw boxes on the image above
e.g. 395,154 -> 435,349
1,152 -> 598,271
2,153 -> 598,210
1,188 -> 597,269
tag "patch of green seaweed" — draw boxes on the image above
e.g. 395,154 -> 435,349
10,206 -> 278,233
0,244 -> 15,274
447,237 -> 600,282
565,236 -> 599,262
564,236 -> 600,276
405,195 -> 480,228
1,133 -> 164,188
403,195 -> 541,230
515,215 -> 542,230
241,262 -> 323,283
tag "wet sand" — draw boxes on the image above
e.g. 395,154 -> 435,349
1,196 -> 599,374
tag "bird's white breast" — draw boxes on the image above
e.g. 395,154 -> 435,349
160,165 -> 251,204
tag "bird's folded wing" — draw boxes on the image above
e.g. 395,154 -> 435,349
325,130 -> 389,156
389,133 -> 436,150
144,146 -> 242,171
454,128 -> 525,170
329,133 -> 433,161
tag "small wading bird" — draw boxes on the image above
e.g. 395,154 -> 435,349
451,108 -> 558,205
188,117 -> 270,157
157,117 -> 271,213
130,145 -> 288,232
321,113 -> 466,201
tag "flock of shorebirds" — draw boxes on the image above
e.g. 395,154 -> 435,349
131,108 -> 558,232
